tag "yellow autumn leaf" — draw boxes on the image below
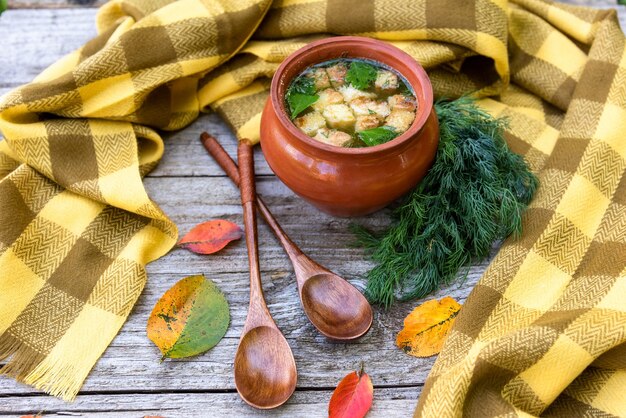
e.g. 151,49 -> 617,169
396,296 -> 461,357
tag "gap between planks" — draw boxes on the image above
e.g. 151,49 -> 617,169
0,382 -> 424,398
0,387 -> 422,416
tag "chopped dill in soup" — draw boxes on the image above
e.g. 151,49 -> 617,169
285,58 -> 418,148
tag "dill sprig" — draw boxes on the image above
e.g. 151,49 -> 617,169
352,97 -> 538,308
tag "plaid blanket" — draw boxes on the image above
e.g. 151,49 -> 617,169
0,0 -> 624,414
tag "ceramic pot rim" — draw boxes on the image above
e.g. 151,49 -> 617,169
269,36 -> 434,156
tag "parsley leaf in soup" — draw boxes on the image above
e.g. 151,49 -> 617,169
286,75 -> 318,119
287,93 -> 319,119
358,126 -> 399,147
0,0 -> 6,15
346,61 -> 378,90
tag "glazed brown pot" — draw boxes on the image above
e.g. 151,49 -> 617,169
260,36 -> 439,217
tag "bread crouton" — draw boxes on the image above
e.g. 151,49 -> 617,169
388,94 -> 417,112
294,110 -> 326,136
355,115 -> 381,132
322,104 -> 356,131
350,98 -> 391,120
338,85 -> 376,103
307,68 -> 331,90
312,88 -> 344,112
326,63 -> 348,88
375,70 -> 399,94
313,128 -> 353,147
385,109 -> 415,133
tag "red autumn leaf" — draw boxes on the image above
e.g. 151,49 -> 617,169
329,366 -> 374,418
178,220 -> 243,254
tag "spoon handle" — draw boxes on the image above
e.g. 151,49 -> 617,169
238,141 -> 272,331
201,133 -> 303,261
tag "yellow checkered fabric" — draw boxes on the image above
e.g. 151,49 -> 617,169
0,0 -> 624,412
415,2 -> 626,416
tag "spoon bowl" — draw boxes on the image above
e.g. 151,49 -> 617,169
202,133 -> 374,341
234,326 -> 297,409
300,273 -> 373,340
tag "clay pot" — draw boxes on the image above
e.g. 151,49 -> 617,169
260,36 -> 439,217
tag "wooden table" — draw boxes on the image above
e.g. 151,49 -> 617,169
1,1 -> 623,416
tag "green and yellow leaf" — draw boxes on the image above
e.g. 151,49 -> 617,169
147,275 -> 230,359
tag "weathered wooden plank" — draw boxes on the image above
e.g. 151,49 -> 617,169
0,387 -> 420,416
561,0 -> 622,5
142,174 -> 495,276
154,114 -> 275,177
1,2 -> 624,415
8,0 -> 105,8
144,175 -> 393,275
0,4 -> 624,90
6,0 -> 626,16
0,174 -> 494,396
0,9 -> 97,88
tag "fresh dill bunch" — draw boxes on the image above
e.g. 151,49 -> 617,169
352,97 -> 538,308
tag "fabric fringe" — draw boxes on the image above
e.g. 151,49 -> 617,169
21,351 -> 88,401
0,332 -> 90,401
0,333 -> 43,382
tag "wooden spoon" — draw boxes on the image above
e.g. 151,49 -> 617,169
201,133 -> 373,341
234,140 -> 297,409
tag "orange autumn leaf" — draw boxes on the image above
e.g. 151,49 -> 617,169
178,220 -> 242,254
329,366 -> 374,418
396,296 -> 461,357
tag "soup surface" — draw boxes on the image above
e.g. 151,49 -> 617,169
285,58 -> 418,148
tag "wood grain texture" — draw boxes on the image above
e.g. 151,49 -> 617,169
0,1 -> 624,416
8,0 -> 106,8
0,9 -> 97,88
